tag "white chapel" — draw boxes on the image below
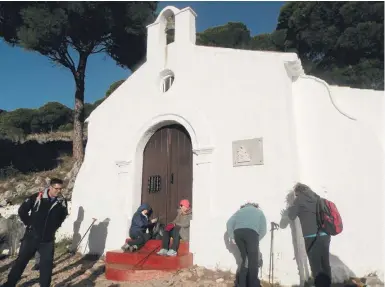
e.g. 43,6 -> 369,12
62,6 -> 384,285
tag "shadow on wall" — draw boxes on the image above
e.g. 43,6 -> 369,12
280,190 -> 311,286
223,231 -> 241,287
224,231 -> 242,267
279,190 -> 356,285
223,230 -> 264,284
70,206 -> 85,251
87,218 -> 110,255
330,253 -> 355,284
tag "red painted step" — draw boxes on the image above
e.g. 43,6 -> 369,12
105,263 -> 173,282
104,240 -> 194,281
106,250 -> 193,270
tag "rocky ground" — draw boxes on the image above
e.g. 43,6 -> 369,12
0,248 -> 381,287
0,246 -> 240,287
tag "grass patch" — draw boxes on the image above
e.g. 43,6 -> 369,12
55,237 -> 72,256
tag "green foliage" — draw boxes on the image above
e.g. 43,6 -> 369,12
55,237 -> 73,256
84,103 -> 95,120
0,108 -> 35,134
58,123 -> 74,132
249,34 -> 278,51
273,1 -> 384,89
0,2 -> 157,71
0,163 -> 20,180
196,2 -> 383,90
0,125 -> 25,142
93,98 -> 104,108
0,102 -> 72,136
105,79 -> 125,98
0,2 -> 158,160
0,74 -> 122,140
34,102 -> 73,133
197,22 -> 251,49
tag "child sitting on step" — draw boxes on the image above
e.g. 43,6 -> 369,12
157,199 -> 192,257
122,203 -> 158,252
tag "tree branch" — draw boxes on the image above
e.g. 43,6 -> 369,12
59,49 -> 76,76
91,46 -> 106,54
47,47 -> 77,76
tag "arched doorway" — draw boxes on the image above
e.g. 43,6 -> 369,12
141,124 -> 193,224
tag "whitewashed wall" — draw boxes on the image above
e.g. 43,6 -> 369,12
292,77 -> 384,280
62,5 -> 384,286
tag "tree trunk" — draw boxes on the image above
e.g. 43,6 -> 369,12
73,54 -> 88,162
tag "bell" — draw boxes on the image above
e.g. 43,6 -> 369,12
165,15 -> 175,32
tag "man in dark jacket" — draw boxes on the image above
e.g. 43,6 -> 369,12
287,183 -> 331,287
121,203 -> 157,252
2,178 -> 68,287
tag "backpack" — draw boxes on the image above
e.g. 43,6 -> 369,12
33,191 -> 44,211
316,196 -> 343,236
33,189 -> 66,212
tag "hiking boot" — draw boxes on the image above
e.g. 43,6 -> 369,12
157,249 -> 168,256
166,249 -> 177,256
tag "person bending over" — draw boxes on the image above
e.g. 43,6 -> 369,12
226,202 -> 267,287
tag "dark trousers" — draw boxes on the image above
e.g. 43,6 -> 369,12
234,228 -> 260,287
162,225 -> 181,251
129,231 -> 151,249
4,232 -> 54,287
19,240 -> 40,265
304,235 -> 331,287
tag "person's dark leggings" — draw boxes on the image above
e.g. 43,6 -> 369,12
162,225 -> 181,251
129,231 -> 151,249
304,235 -> 331,287
234,228 -> 260,287
4,232 -> 54,287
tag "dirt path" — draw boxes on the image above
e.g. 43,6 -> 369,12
0,252 -> 238,287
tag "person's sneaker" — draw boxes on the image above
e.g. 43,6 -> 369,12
166,249 -> 177,256
121,243 -> 129,252
157,248 -> 168,256
128,245 -> 139,252
32,264 -> 39,271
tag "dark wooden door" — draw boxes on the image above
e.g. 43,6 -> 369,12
141,125 -> 193,224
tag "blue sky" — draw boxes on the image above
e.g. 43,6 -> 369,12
0,1 -> 284,111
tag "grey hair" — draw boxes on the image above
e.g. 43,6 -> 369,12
293,182 -> 312,194
285,191 -> 296,206
240,202 -> 259,209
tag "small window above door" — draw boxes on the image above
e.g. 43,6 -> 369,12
159,70 -> 175,93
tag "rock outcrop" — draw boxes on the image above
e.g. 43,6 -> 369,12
0,157 -> 78,206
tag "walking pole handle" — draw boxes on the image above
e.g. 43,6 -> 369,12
270,222 -> 279,231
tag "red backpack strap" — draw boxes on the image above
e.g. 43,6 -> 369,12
33,191 -> 44,210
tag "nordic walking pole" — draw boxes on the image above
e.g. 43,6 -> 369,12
269,222 -> 279,286
69,218 -> 97,254
269,227 -> 273,284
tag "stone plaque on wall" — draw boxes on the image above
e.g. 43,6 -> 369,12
232,138 -> 264,167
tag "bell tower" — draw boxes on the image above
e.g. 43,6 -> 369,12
146,6 -> 197,67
